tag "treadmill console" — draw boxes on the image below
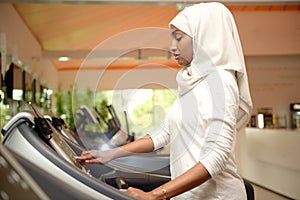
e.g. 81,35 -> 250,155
29,103 -> 91,175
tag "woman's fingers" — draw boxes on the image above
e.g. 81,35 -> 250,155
75,151 -> 94,161
75,150 -> 105,164
81,150 -> 91,156
120,187 -> 148,199
75,149 -> 114,164
84,158 -> 102,164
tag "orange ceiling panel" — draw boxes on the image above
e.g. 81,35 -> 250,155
12,3 -> 300,71
13,4 -> 179,51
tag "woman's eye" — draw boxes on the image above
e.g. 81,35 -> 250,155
174,35 -> 182,42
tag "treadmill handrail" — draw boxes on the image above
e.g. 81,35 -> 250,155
2,111 -> 35,136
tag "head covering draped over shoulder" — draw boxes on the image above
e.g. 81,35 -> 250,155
170,2 -> 253,130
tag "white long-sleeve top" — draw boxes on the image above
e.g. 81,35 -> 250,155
150,69 -> 247,200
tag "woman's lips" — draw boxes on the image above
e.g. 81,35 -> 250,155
174,54 -> 180,60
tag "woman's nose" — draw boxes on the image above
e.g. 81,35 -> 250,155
170,39 -> 177,53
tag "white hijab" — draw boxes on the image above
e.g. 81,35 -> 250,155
170,2 -> 253,130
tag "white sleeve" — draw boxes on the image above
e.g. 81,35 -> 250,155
149,116 -> 170,151
198,70 -> 239,177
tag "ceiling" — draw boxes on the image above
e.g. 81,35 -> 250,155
11,1 -> 300,71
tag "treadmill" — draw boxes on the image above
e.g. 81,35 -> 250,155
48,105 -> 171,185
1,104 -> 170,197
1,108 -> 135,199
65,105 -> 171,176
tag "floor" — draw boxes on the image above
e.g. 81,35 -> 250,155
252,183 -> 293,200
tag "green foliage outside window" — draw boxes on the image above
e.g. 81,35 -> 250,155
54,88 -> 177,138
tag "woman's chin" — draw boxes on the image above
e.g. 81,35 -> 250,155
176,59 -> 191,67
177,62 -> 190,68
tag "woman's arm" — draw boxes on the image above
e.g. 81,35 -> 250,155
124,162 -> 211,200
76,114 -> 171,164
75,135 -> 155,164
152,162 -> 210,198
112,135 -> 155,159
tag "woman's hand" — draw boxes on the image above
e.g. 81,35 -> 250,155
120,187 -> 157,200
75,149 -> 114,164
75,135 -> 154,165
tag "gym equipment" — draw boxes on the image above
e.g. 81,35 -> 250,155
1,105 -> 135,200
1,103 -> 170,198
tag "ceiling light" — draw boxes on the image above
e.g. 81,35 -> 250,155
58,56 -> 70,61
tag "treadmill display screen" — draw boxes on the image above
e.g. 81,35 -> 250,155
47,122 -> 90,175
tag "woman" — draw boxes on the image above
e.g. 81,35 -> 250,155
76,2 -> 252,199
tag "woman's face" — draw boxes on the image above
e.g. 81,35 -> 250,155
170,25 -> 193,67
